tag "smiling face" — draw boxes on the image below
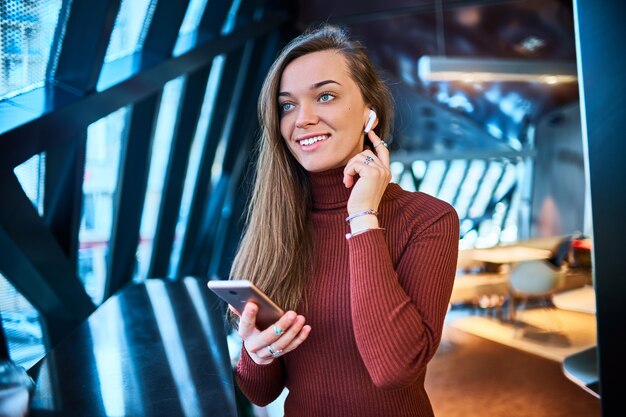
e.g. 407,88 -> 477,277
278,50 -> 371,172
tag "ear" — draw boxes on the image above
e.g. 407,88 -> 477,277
364,108 -> 378,133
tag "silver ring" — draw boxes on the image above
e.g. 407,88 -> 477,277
273,325 -> 283,335
267,344 -> 282,357
364,156 -> 374,165
375,140 -> 388,149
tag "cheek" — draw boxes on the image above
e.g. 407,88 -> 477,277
279,117 -> 291,143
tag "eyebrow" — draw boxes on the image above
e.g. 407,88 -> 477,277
278,79 -> 342,97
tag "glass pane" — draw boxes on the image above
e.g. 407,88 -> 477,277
438,160 -> 467,204
398,170 -> 416,192
389,161 -> 404,184
78,107 -> 128,304
135,76 -> 185,281
419,160 -> 446,197
468,162 -> 503,218
13,152 -> 45,216
0,272 -> 46,369
455,160 -> 486,219
501,162 -> 525,243
104,0 -> 157,62
178,0 -> 209,35
493,162 -> 517,201
221,0 -> 242,35
169,55 -> 225,276
0,0 -> 64,99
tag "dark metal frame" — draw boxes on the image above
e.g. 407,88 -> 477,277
0,0 -> 288,349
574,0 -> 626,414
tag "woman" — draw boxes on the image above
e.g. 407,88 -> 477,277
230,25 -> 459,417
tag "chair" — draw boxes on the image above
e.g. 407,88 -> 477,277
508,260 -> 565,333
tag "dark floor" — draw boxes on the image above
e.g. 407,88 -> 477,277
425,325 -> 601,417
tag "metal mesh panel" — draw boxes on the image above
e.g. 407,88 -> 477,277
0,0 -> 64,100
0,272 -> 46,369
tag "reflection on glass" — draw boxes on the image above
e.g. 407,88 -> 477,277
79,107 -> 128,305
88,298 -> 125,417
135,77 -> 185,281
183,278 -> 233,392
0,273 -> 45,369
146,280 -> 201,417
0,0 -> 64,99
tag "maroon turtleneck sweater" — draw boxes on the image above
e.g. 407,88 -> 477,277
236,167 -> 459,417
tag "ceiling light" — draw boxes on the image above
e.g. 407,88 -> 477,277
418,56 -> 577,83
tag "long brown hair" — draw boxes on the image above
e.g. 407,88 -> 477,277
229,25 -> 394,316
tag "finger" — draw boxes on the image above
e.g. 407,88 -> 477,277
237,302 -> 259,339
368,130 -> 390,167
268,315 -> 306,351
261,316 -> 308,359
282,325 -> 312,354
343,150 -> 383,187
245,311 -> 297,352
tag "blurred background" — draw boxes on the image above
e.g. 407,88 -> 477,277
0,1 -> 624,416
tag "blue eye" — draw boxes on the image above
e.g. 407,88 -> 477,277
319,93 -> 335,102
280,102 -> 294,112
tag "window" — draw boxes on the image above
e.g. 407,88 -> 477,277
135,76 -> 185,281
0,0 -> 64,99
104,0 -> 157,62
78,107 -> 128,304
13,152 -> 45,216
169,55 -> 226,276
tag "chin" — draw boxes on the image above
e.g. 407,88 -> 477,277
299,159 -> 343,173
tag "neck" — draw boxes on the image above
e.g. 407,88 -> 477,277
307,166 -> 352,210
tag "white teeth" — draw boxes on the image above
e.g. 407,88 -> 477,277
299,135 -> 328,146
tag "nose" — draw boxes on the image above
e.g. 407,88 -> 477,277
295,103 -> 318,129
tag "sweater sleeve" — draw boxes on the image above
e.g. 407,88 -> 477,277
348,205 -> 459,390
235,343 -> 287,406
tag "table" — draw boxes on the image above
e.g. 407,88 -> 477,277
469,246 -> 552,264
26,277 -> 238,417
552,285 -> 597,314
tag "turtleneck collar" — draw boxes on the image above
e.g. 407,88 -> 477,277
307,166 -> 352,210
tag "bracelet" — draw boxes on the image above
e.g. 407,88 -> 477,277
345,209 -> 379,224
345,227 -> 385,240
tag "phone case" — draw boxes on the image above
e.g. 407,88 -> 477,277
207,280 -> 284,330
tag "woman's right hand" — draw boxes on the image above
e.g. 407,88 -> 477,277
235,302 -> 312,365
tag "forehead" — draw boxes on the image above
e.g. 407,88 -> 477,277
279,50 -> 354,91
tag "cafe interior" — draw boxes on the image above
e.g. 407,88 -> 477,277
0,0 -> 624,416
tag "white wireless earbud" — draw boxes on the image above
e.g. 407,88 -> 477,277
364,109 -> 377,133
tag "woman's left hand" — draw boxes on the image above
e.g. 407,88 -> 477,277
343,129 -> 392,216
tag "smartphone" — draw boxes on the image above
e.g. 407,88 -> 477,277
207,279 -> 284,330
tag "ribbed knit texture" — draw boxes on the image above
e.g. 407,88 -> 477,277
236,166 -> 459,417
